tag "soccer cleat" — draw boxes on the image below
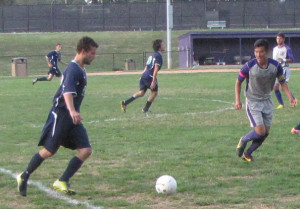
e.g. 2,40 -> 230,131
17,173 -> 28,197
276,104 -> 284,109
32,78 -> 38,85
242,152 -> 254,162
236,136 -> 247,157
291,128 -> 300,135
53,179 -> 76,195
120,101 -> 126,113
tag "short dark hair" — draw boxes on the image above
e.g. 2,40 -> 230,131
254,39 -> 269,51
277,32 -> 285,39
76,36 -> 98,53
152,39 -> 163,52
56,43 -> 61,46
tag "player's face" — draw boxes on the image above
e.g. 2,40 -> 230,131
276,36 -> 285,46
254,46 -> 268,65
83,46 -> 97,65
56,45 -> 61,51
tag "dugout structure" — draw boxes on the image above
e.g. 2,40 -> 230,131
178,31 -> 300,68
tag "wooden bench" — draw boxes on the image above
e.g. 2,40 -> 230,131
207,21 -> 226,29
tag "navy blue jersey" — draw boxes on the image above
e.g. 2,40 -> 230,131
142,52 -> 163,78
47,50 -> 61,68
53,61 -> 87,112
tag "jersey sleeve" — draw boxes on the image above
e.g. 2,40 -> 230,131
286,47 -> 294,62
154,53 -> 162,66
62,68 -> 79,96
277,64 -> 286,83
47,51 -> 54,58
238,63 -> 250,81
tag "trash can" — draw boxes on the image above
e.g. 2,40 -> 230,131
11,57 -> 28,77
125,59 -> 136,71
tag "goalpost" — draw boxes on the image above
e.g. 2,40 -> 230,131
166,0 -> 173,69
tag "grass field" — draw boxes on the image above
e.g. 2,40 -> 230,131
1,70 -> 300,209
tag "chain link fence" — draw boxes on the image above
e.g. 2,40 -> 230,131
0,50 -> 182,76
1,0 -> 300,32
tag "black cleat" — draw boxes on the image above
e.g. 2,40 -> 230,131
17,172 -> 28,196
236,136 -> 247,157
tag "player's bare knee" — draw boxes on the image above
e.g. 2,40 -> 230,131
39,148 -> 54,159
77,148 -> 92,160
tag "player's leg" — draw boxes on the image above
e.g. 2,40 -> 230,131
143,89 -> 158,113
121,78 -> 148,112
17,148 -> 53,196
54,125 -> 91,195
274,79 -> 284,109
237,100 -> 266,161
243,126 -> 269,161
284,67 -> 297,101
291,123 -> 300,135
243,100 -> 272,161
33,68 -> 56,84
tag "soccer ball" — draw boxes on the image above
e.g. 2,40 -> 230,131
155,175 -> 177,194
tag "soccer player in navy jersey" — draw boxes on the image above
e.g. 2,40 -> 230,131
32,43 -> 67,84
235,39 -> 296,162
273,32 -> 297,109
17,37 -> 98,196
121,39 -> 164,113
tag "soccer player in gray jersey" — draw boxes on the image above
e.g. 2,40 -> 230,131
235,39 -> 296,162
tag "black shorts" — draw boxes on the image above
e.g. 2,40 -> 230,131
48,67 -> 62,77
139,77 -> 158,92
38,107 -> 91,154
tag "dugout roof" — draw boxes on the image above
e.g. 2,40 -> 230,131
178,30 -> 300,68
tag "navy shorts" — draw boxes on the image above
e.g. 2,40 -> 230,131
139,77 -> 158,92
48,67 -> 62,77
38,107 -> 91,154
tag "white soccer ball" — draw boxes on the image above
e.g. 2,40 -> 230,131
155,175 -> 177,194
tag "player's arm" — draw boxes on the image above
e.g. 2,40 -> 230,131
63,93 -> 83,124
235,79 -> 243,110
150,64 -> 159,90
45,56 -> 52,68
280,81 -> 296,107
286,48 -> 294,63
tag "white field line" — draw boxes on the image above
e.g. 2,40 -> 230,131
0,168 -> 104,209
104,107 -> 234,122
104,98 -> 234,122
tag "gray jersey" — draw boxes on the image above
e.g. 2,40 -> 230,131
238,58 -> 285,101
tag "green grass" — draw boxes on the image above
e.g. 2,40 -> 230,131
0,31 -> 185,76
1,70 -> 300,209
3,29 -> 300,77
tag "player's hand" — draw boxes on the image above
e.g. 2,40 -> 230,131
235,101 -> 242,110
277,58 -> 283,63
69,110 -> 83,124
150,80 -> 156,90
48,63 -> 53,68
290,98 -> 298,108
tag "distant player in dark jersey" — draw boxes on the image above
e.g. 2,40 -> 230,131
17,37 -> 98,196
121,39 -> 164,113
32,43 -> 67,85
235,39 -> 296,162
273,32 -> 297,109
